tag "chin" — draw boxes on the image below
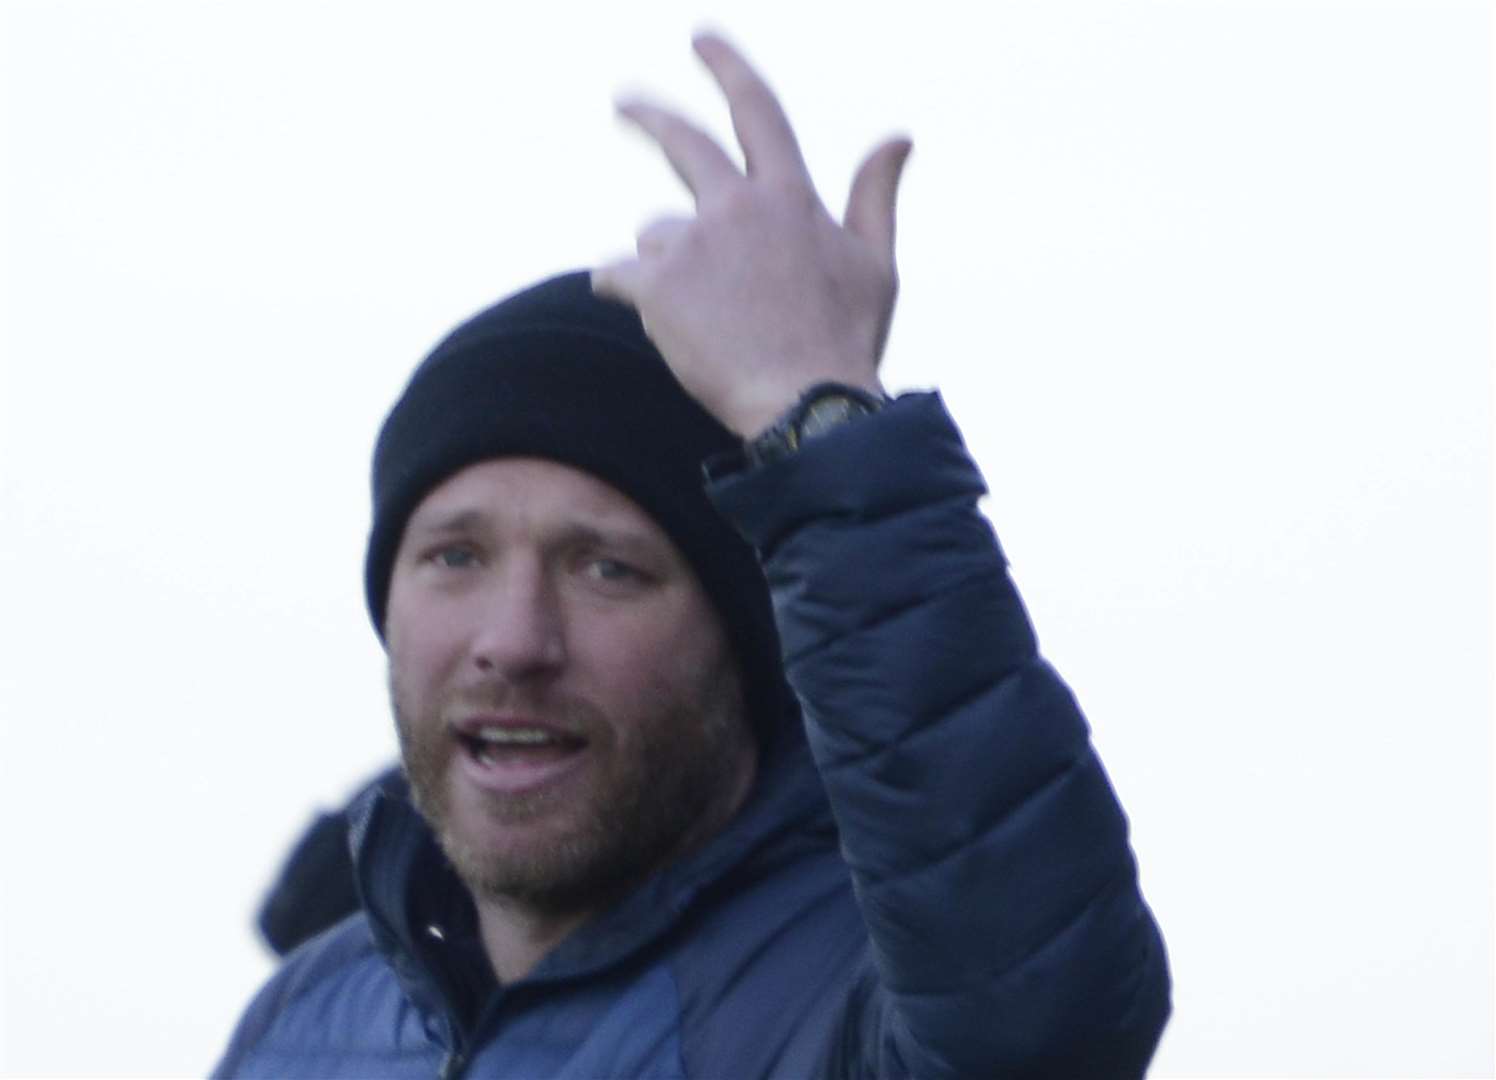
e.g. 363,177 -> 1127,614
437,801 -> 644,912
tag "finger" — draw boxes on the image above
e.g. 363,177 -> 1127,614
636,215 -> 692,257
591,259 -> 645,307
617,100 -> 741,200
692,32 -> 809,183
843,137 -> 913,266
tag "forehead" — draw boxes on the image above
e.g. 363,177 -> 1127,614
408,457 -> 669,541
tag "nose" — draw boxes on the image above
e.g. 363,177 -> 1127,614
467,559 -> 567,681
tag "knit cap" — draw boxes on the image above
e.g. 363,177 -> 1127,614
364,271 -> 790,738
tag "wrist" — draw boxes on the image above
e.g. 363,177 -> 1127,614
731,373 -> 886,438
745,381 -> 890,468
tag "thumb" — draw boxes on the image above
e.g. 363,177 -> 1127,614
843,136 -> 913,264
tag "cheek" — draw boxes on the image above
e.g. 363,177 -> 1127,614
591,602 -> 706,677
597,604 -> 737,710
386,597 -> 466,706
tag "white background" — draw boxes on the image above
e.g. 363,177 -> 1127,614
1,2 -> 1490,1077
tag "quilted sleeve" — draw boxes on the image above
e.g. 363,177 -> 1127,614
708,392 -> 1171,1079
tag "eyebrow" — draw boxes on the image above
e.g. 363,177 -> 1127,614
410,508 -> 487,536
407,508 -> 660,554
561,523 -> 659,555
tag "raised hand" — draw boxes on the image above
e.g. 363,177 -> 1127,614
592,33 -> 912,437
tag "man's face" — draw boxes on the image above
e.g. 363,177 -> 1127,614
386,458 -> 757,913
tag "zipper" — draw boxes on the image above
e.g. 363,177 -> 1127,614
434,984 -> 473,1080
437,1046 -> 468,1080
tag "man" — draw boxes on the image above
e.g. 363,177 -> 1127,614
216,34 -> 1171,1078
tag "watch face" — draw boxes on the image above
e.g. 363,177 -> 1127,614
798,395 -> 864,441
751,384 -> 884,467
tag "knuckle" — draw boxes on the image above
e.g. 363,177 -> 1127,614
763,173 -> 810,202
701,181 -> 756,222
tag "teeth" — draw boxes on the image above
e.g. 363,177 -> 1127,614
475,728 -> 556,746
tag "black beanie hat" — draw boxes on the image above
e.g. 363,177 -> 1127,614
365,271 -> 790,737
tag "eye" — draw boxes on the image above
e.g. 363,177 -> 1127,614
576,552 -> 661,594
425,544 -> 478,570
586,557 -> 642,583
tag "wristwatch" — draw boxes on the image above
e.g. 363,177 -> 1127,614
746,382 -> 889,467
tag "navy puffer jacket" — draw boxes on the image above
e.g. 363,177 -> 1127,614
214,393 -> 1170,1078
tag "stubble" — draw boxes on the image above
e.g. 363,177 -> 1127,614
391,654 -> 754,916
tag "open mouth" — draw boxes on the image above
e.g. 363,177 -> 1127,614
457,725 -> 589,768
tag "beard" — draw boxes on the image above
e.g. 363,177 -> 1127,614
391,655 -> 754,916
